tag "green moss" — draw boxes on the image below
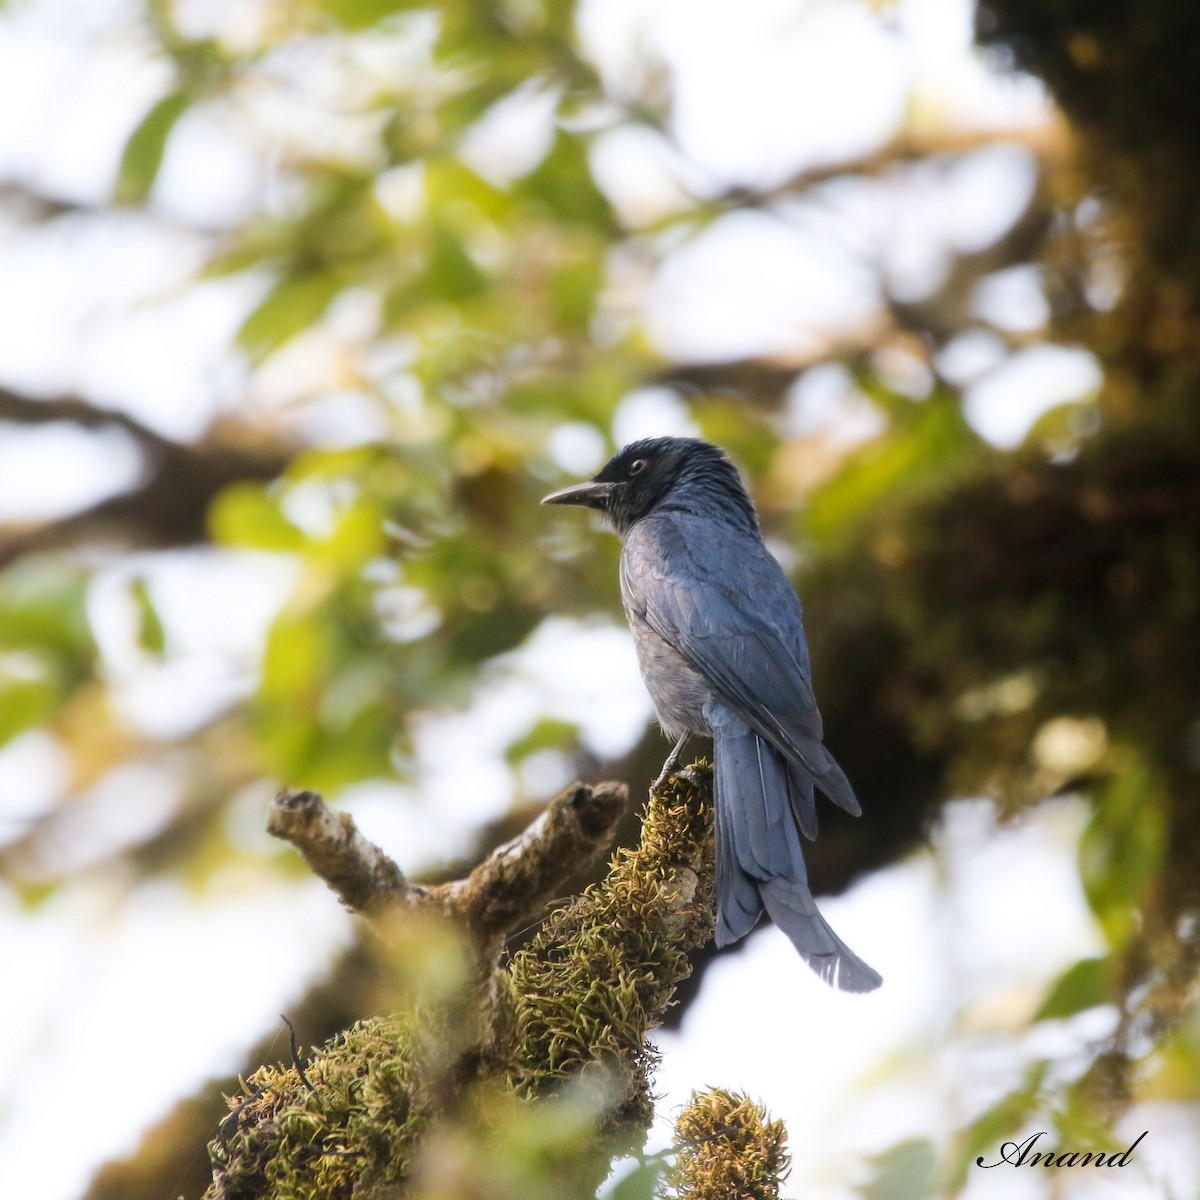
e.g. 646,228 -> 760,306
505,765 -> 715,1140
206,1016 -> 424,1200
665,1089 -> 789,1200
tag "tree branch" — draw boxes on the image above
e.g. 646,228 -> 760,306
0,387 -> 294,565
267,789 -> 410,915
710,122 -> 1067,214
0,385 -> 177,452
268,782 -> 627,948
444,780 -> 628,940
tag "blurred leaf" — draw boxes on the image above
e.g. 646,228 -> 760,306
697,400 -> 777,479
115,89 -> 193,205
0,559 -> 93,658
1141,1010 -> 1200,1100
860,1138 -> 937,1200
424,222 -> 489,303
261,606 -> 329,700
210,483 -> 307,552
239,270 -> 345,360
1035,956 -> 1111,1021
298,172 -> 394,263
945,1060 -> 1047,1191
0,561 -> 95,747
515,131 -> 613,231
426,157 -> 513,223
1024,398 -> 1091,451
1079,759 -> 1166,945
805,392 -> 978,545
1051,1088 -> 1123,1156
0,674 -> 58,746
258,611 -> 330,769
505,717 -> 579,763
550,248 -> 603,332
318,0 -> 418,28
317,499 -> 388,570
608,1155 -> 668,1200
130,576 -> 167,657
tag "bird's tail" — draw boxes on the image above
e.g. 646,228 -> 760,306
708,704 -> 882,993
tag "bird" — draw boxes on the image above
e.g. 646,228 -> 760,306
542,436 -> 881,992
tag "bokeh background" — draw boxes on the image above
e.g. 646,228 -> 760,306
2,0 -> 1199,1197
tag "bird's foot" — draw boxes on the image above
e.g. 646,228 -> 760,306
649,733 -> 690,795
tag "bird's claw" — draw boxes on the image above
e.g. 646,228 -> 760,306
649,733 -> 692,795
649,766 -> 673,795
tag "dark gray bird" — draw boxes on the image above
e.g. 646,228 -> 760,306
542,436 -> 881,992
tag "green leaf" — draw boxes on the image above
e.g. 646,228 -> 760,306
805,392 -> 976,545
0,559 -> 92,658
115,90 -> 193,205
550,249 -> 603,332
515,131 -> 613,231
0,674 -> 58,747
130,577 -> 167,657
1079,760 -> 1167,945
425,222 -> 488,303
0,559 -> 97,743
238,271 -> 344,360
1141,1016 -> 1200,1100
1036,956 -> 1111,1021
505,717 -> 579,763
209,483 -> 307,552
608,1155 -> 668,1200
261,611 -> 328,706
318,0 -> 418,29
860,1139 -> 938,1200
257,603 -> 404,788
945,1060 -> 1047,1191
317,499 -> 387,570
425,158 -> 513,223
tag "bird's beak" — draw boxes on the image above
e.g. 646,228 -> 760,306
540,481 -> 616,511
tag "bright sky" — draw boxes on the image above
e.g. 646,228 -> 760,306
0,2 -> 1188,1199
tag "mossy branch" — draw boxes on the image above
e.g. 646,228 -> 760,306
209,767 -> 717,1200
506,764 -> 716,1141
444,780 -> 630,950
267,781 -> 629,1074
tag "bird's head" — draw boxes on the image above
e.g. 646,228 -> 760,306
541,436 -> 756,536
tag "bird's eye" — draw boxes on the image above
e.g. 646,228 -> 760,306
628,458 -> 648,476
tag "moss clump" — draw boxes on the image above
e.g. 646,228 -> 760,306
666,1089 -> 790,1200
206,1016 -> 423,1200
505,765 -> 715,1139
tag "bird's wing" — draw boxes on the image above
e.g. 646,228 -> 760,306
622,515 -> 860,816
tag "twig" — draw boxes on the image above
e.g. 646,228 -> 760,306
267,789 -> 410,916
280,1014 -> 315,1093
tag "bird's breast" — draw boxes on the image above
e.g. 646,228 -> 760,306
624,604 -> 714,740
